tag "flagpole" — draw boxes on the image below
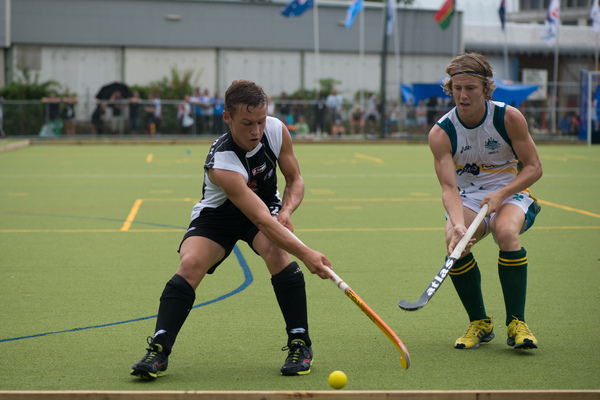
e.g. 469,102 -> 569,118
503,29 -> 509,80
594,33 -> 600,71
359,2 -> 364,109
551,22 -> 559,135
500,0 -> 509,80
380,0 -> 389,138
313,0 -> 320,87
452,0 -> 459,55
393,0 -> 400,104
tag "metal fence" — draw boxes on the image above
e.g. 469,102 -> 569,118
0,94 -> 591,141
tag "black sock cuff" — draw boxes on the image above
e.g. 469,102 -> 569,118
162,274 -> 196,305
271,261 -> 302,283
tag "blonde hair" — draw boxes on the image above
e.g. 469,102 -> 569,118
442,53 -> 496,101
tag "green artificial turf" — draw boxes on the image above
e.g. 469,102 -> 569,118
0,142 -> 598,391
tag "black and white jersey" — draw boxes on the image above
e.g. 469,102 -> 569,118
190,116 -> 284,221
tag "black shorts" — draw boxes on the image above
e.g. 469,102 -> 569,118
179,204 -> 281,274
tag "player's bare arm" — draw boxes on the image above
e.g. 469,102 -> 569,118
429,126 -> 466,228
276,121 -> 305,231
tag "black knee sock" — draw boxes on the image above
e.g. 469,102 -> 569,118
271,261 -> 310,347
153,274 -> 196,356
449,253 -> 488,321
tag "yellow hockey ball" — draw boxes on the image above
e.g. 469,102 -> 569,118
328,370 -> 347,389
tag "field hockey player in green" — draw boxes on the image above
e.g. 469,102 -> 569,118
428,53 -> 543,350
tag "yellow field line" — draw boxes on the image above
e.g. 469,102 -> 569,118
354,153 -> 383,163
120,199 -> 143,231
537,199 -> 600,219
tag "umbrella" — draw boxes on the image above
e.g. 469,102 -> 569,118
95,82 -> 131,100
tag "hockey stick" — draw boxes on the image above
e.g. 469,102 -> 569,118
398,203 -> 489,312
290,232 -> 411,370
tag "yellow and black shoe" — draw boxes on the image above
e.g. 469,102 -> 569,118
130,336 -> 169,379
455,317 -> 495,349
280,339 -> 313,376
507,318 -> 538,349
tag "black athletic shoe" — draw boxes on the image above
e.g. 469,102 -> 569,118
280,339 -> 313,376
130,336 -> 169,379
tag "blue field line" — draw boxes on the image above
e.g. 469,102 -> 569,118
0,244 -> 254,343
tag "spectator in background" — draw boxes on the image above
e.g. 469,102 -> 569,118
153,92 -> 162,135
349,103 -> 364,136
292,93 -> 306,124
212,90 -> 224,135
559,114 -> 570,136
109,90 -> 124,135
313,92 -> 326,137
326,88 -> 344,137
427,95 -> 438,125
570,113 -> 580,136
145,93 -> 156,135
416,100 -> 428,133
41,92 -> 63,136
61,91 -> 78,137
42,92 -> 61,122
365,92 -> 379,135
267,95 -> 275,117
178,94 -> 194,134
129,91 -> 141,135
91,102 -> 106,135
199,89 -> 214,135
404,100 -> 415,135
191,88 -> 203,135
0,91 -> 5,137
278,92 -> 292,125
294,115 -> 311,138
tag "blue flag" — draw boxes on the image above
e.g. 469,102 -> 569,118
345,0 -> 363,29
498,0 -> 506,31
281,0 -> 314,17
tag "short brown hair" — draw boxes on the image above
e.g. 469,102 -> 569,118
224,80 -> 268,118
442,53 -> 496,101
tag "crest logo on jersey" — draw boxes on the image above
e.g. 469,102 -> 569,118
484,138 -> 501,151
252,162 -> 267,176
248,180 -> 258,191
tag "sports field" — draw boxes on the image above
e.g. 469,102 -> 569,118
0,141 -> 599,393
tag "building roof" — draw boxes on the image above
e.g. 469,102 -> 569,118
465,23 -> 597,57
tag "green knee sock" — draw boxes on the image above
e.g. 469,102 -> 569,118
498,247 -> 528,326
449,253 -> 487,321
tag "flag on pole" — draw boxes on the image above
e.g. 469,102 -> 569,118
345,0 -> 363,29
591,0 -> 600,33
387,0 -> 395,36
434,0 -> 455,30
541,0 -> 560,47
498,0 -> 506,31
281,0 -> 314,18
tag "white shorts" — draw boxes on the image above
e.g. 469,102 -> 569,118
459,191 -> 540,241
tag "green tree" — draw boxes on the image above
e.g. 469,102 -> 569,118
2,67 -> 63,136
